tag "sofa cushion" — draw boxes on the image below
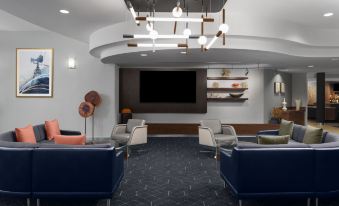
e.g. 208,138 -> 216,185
38,143 -> 111,148
15,125 -> 37,144
54,135 -> 86,145
0,140 -> 38,148
258,135 -> 289,145
0,131 -> 16,142
324,132 -> 339,143
279,119 -> 294,137
292,124 -> 307,142
303,126 -> 323,144
200,119 -> 222,134
237,142 -> 309,149
126,119 -> 145,133
45,119 -> 61,140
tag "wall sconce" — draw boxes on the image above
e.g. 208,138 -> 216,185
68,57 -> 76,69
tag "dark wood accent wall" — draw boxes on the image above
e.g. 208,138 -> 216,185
147,123 -> 279,135
119,68 -> 207,113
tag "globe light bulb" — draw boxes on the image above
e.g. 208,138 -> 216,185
149,30 -> 158,40
172,7 -> 183,17
219,24 -> 229,33
146,22 -> 153,31
183,28 -> 192,36
198,36 -> 207,45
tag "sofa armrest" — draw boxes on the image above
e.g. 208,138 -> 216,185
60,130 -> 81,136
257,130 -> 279,136
129,125 -> 148,145
220,149 -> 238,188
198,126 -> 216,147
112,124 -> 127,135
113,150 -> 124,192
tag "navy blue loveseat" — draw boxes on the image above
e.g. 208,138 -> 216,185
0,125 -> 124,206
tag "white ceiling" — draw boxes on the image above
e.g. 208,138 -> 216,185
0,0 -> 128,42
0,9 -> 44,31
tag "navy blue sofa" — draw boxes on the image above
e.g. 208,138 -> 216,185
0,125 -> 124,206
220,124 -> 339,206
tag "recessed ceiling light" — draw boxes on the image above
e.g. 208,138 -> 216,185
59,9 -> 70,14
308,65 -> 314,68
323,12 -> 334,17
332,58 -> 339,61
140,53 -> 148,57
180,51 -> 187,54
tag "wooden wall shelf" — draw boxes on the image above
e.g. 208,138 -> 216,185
207,77 -> 249,80
207,98 -> 248,102
207,88 -> 248,92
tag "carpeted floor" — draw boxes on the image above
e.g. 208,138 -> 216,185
1,137 -> 339,206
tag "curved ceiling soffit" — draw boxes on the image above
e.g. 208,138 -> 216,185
89,10 -> 339,62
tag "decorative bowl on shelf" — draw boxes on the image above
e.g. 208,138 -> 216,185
229,93 -> 244,98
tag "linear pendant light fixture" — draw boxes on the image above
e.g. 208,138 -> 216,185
128,43 -> 188,48
124,0 -> 228,52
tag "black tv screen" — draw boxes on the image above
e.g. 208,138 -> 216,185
334,84 -> 339,91
140,71 -> 196,103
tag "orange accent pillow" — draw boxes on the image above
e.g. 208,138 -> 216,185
45,119 -> 61,140
15,125 -> 37,144
54,135 -> 86,145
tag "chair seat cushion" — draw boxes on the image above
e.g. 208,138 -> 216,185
54,135 -> 86,145
214,134 -> 237,146
111,133 -> 130,143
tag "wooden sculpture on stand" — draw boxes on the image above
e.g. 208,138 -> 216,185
78,91 -> 102,143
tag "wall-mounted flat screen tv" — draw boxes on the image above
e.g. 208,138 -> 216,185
140,71 -> 196,103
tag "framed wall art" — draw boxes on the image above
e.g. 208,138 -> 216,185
16,48 -> 54,97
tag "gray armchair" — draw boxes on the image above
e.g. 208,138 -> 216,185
111,119 -> 148,157
198,119 -> 238,158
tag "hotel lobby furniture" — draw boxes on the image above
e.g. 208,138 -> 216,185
221,123 -> 339,206
0,125 -> 124,206
308,106 -> 337,121
272,108 -> 305,125
199,119 -> 238,158
0,124 -> 81,144
111,119 -> 148,157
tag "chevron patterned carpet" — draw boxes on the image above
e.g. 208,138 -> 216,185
1,137 -> 339,206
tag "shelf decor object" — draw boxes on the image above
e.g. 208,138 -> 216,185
16,48 -> 54,97
206,75 -> 249,102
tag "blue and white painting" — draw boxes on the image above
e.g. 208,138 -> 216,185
16,49 -> 53,97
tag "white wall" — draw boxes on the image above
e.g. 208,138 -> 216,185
263,70 -> 292,123
0,31 -> 118,138
291,73 -> 308,107
134,68 -> 265,124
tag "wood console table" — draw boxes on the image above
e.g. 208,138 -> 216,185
280,109 -> 305,125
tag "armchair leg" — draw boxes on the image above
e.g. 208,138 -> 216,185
316,198 -> 319,206
239,200 -> 242,206
307,198 -> 311,206
106,199 -> 111,206
37,199 -> 40,206
26,198 -> 30,206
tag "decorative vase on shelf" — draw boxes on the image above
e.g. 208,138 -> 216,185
282,98 -> 287,111
295,99 -> 301,111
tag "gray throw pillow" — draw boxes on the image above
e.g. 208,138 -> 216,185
258,135 -> 290,145
303,126 -> 323,144
279,119 -> 294,137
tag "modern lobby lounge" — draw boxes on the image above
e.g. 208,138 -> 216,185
1,0 -> 339,206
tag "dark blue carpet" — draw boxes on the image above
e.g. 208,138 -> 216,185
1,137 -> 339,206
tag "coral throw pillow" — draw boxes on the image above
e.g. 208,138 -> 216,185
54,135 -> 86,145
15,125 -> 37,144
45,119 -> 61,140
